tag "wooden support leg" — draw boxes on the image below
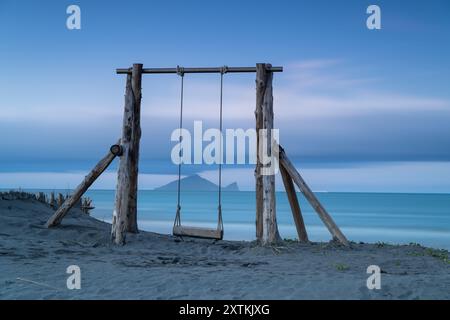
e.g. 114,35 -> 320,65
279,165 -> 309,243
278,146 -> 349,246
255,70 -> 264,241
45,140 -> 121,228
255,63 -> 281,245
111,63 -> 143,245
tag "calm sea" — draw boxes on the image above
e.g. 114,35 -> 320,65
12,189 -> 450,250
76,190 -> 450,250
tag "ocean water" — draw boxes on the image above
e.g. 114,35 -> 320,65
74,190 -> 450,250
10,189 -> 450,250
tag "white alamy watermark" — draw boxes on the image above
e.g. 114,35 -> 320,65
366,5 -> 381,30
66,5 -> 81,30
366,265 -> 381,290
66,265 -> 81,290
171,121 -> 279,175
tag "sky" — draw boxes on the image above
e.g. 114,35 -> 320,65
0,0 -> 450,192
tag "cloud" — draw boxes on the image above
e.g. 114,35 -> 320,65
3,59 -> 449,123
288,59 -> 341,70
2,161 -> 450,193
198,161 -> 450,193
277,91 -> 450,118
0,171 -> 181,190
1,59 -> 450,164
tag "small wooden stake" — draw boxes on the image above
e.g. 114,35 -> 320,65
279,165 -> 309,243
49,192 -> 56,209
57,193 -> 64,208
278,146 -> 349,246
111,63 -> 143,245
45,140 -> 121,228
37,192 -> 46,203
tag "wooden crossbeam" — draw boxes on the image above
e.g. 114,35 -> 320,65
116,66 -> 283,75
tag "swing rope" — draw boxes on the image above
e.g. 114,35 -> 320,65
174,66 -> 184,227
217,66 -> 227,231
173,66 -> 227,234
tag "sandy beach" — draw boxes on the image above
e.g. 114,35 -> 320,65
1,194 -> 449,300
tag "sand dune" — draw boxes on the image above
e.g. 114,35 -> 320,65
0,196 -> 449,300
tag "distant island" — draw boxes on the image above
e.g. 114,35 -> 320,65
154,174 -> 239,192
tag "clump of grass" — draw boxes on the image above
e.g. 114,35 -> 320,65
334,263 -> 349,271
409,242 -> 422,247
407,252 -> 423,257
376,241 -> 389,248
407,247 -> 450,264
425,248 -> 450,264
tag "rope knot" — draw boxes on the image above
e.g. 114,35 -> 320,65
220,65 -> 228,74
176,65 -> 185,77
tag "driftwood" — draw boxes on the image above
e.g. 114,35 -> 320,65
45,140 -> 121,228
255,63 -> 281,244
49,192 -> 56,209
111,64 -> 143,245
279,164 -> 309,243
0,191 -> 38,201
37,192 -> 46,203
81,198 -> 94,214
0,191 -> 90,214
278,146 -> 349,246
57,193 -> 65,208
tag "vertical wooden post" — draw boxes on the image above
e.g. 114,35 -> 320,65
255,66 -> 264,241
255,63 -> 281,244
111,63 -> 143,245
49,192 -> 56,209
57,193 -> 64,208
279,165 -> 309,243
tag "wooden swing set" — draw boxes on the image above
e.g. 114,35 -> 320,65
45,63 -> 348,247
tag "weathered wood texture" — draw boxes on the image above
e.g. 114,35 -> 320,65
81,197 -> 94,214
57,193 -> 65,208
255,63 -> 281,245
111,63 -> 143,245
279,164 -> 309,243
173,226 -> 223,240
278,146 -> 349,246
255,66 -> 264,241
37,192 -> 46,203
49,192 -> 56,209
45,140 -> 120,228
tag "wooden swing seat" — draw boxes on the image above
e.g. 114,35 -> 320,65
173,225 -> 223,240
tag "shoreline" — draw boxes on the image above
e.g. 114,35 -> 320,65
5,190 -> 448,249
3,187 -> 450,195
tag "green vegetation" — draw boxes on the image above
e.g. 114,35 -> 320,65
376,241 -> 389,248
424,248 -> 450,264
407,247 -> 450,264
334,263 -> 349,271
409,242 -> 422,247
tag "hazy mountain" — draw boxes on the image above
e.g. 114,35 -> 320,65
154,174 -> 239,192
